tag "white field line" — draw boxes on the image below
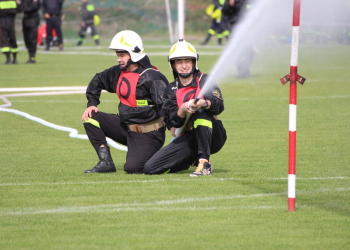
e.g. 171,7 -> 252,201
8,100 -> 117,103
58,45 -> 224,50
1,176 -> 348,187
37,51 -> 222,56
272,177 -> 349,180
0,86 -> 86,92
2,188 -> 349,216
0,179 -> 168,187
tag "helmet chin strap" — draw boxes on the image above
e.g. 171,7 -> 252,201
120,59 -> 135,71
177,66 -> 195,79
178,72 -> 192,78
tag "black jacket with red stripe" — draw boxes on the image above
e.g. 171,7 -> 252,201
85,55 -> 169,125
161,70 -> 224,129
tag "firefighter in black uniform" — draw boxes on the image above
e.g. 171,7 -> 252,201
222,0 -> 246,31
0,0 -> 21,64
144,40 -> 227,177
22,0 -> 40,63
201,0 -> 230,45
77,0 -> 99,46
42,0 -> 64,51
81,30 -> 169,174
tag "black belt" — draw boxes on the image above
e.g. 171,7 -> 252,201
50,14 -> 61,18
24,13 -> 39,18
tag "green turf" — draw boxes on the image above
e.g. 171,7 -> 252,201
0,43 -> 349,249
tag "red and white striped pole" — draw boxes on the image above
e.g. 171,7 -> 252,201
280,0 -> 306,212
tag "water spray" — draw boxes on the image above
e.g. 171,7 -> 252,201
279,0 -> 306,212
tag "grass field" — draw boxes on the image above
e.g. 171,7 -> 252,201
1,41 -> 349,249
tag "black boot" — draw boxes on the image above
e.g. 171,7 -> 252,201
26,52 -> 36,64
26,58 -> 36,64
12,53 -> 18,64
3,52 -> 11,64
84,146 -> 117,173
218,38 -> 222,45
77,33 -> 85,46
201,34 -> 212,45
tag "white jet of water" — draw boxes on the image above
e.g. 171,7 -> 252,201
198,0 -> 350,98
175,0 -> 350,137
198,0 -> 293,97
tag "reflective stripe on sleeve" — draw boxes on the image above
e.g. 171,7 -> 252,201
87,4 -> 95,11
0,1 -> 16,9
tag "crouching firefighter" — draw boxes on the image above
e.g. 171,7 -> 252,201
81,30 -> 169,174
144,39 -> 227,177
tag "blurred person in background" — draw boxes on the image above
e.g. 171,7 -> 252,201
144,39 -> 227,177
222,0 -> 255,78
0,0 -> 21,64
222,0 -> 246,31
201,0 -> 230,46
81,30 -> 169,174
42,0 -> 64,51
22,0 -> 40,63
76,0 -> 100,46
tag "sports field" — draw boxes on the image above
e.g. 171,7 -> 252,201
0,41 -> 349,249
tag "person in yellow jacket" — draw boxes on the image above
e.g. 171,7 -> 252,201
201,0 -> 230,45
77,0 -> 100,46
0,0 -> 22,64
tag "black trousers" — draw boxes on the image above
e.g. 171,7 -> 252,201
83,111 -> 166,174
79,22 -> 98,38
45,15 -> 63,45
22,15 -> 40,56
0,16 -> 17,51
144,111 -> 227,174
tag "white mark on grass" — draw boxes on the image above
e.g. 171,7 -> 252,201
6,205 -> 288,215
1,188 -> 349,216
1,192 -> 285,215
271,177 -> 349,180
0,179 -> 168,187
0,86 -> 86,92
9,100 -> 118,103
0,177 -> 348,187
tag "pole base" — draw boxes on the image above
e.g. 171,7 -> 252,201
288,198 -> 296,212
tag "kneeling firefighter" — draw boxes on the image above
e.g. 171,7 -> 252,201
81,30 -> 169,174
144,39 -> 227,177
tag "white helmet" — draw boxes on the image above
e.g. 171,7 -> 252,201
168,39 -> 198,71
109,30 -> 146,62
